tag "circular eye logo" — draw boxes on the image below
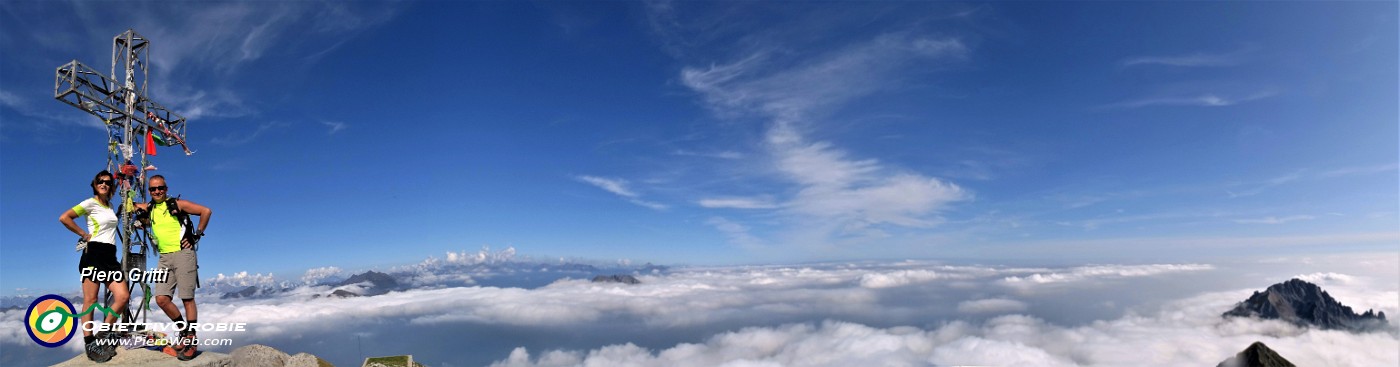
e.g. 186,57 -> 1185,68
25,294 -> 77,348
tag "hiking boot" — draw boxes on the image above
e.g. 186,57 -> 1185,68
176,330 -> 198,361
100,331 -> 122,353
85,337 -> 114,363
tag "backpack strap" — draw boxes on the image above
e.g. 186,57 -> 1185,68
148,196 -> 197,240
166,196 -> 200,248
164,196 -> 182,217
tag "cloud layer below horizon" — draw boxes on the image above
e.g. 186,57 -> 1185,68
1,253 -> 1396,367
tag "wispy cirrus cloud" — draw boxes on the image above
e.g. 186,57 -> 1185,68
210,121 -> 284,146
320,120 -> 348,134
706,216 -> 766,250
131,2 -> 399,78
1227,170 -> 1303,198
1121,47 -> 1256,67
1227,164 -> 1396,198
697,196 -> 779,209
578,175 -> 639,198
577,175 -> 668,210
1098,90 -> 1279,110
0,89 -> 106,131
671,149 -> 743,160
15,2 -> 400,124
675,29 -> 972,247
1233,215 -> 1316,225
1319,163 -> 1399,178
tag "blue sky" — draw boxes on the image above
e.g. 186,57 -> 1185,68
2,1 -> 1396,295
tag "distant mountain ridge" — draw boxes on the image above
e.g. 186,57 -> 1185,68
335,270 -> 401,296
218,259 -> 668,300
1222,278 -> 1388,332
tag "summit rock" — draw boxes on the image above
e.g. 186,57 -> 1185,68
1222,278 -> 1387,332
1216,341 -> 1295,367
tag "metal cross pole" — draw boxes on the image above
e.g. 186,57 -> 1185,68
54,29 -> 191,326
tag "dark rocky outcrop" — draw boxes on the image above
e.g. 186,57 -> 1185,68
52,343 -> 331,367
330,271 -> 399,297
1216,341 -> 1295,367
638,262 -> 670,274
1222,278 -> 1388,332
222,286 -> 262,300
231,344 -> 288,367
591,274 -> 641,285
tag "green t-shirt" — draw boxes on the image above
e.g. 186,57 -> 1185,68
151,200 -> 185,254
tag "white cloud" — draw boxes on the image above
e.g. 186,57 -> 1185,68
577,175 -> 669,210
319,120 -> 347,134
957,298 -> 1029,314
15,3 -> 399,124
491,320 -> 1084,367
707,217 -> 766,250
698,197 -> 779,209
858,270 -> 947,289
0,90 -> 25,113
133,2 -> 397,77
490,295 -> 1398,367
189,262 -> 1221,330
3,255 -> 1395,366
673,149 -> 744,160
628,199 -> 669,211
678,32 -> 971,244
1319,163 -> 1400,178
1098,90 -> 1279,110
1294,272 -> 1356,285
444,245 -> 518,265
1234,215 -> 1316,225
1122,48 -> 1254,67
577,175 -> 639,198
1227,171 -> 1303,198
1227,165 -> 1397,199
1001,264 -> 1214,286
980,232 -> 1400,260
206,271 -> 278,288
680,33 -> 967,123
0,88 -> 106,130
154,88 -> 254,121
210,121 -> 283,146
300,266 -> 343,285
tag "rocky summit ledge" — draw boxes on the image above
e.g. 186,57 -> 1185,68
52,348 -> 231,367
51,344 -> 330,367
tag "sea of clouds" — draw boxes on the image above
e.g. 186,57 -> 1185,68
2,251 -> 1395,367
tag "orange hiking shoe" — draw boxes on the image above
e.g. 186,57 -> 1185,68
176,330 -> 198,361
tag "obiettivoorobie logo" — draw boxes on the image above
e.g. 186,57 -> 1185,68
22,293 -> 248,348
24,294 -> 79,347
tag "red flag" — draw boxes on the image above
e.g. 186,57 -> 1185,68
145,129 -> 158,156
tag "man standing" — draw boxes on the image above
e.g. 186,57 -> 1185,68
139,175 -> 211,361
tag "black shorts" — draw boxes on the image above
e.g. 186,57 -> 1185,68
78,241 -> 122,276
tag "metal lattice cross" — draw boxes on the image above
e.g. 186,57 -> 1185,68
53,29 -> 193,325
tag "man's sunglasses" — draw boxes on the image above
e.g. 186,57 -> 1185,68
149,185 -> 168,192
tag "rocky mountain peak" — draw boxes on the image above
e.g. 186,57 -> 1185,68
1216,341 -> 1296,367
1222,278 -> 1388,332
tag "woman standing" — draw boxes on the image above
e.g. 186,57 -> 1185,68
59,170 -> 131,362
